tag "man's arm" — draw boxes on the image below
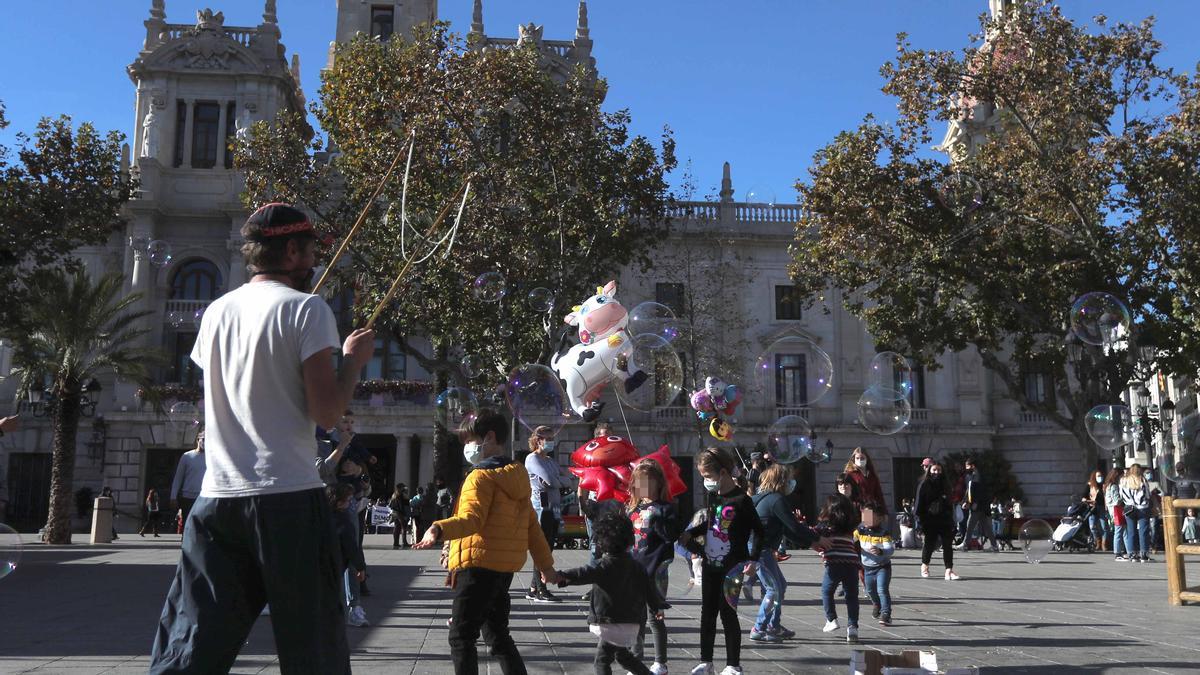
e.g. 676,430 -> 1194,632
302,328 -> 375,429
169,460 -> 186,504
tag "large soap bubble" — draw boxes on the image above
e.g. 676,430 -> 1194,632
1084,404 -> 1136,451
1070,292 -> 1130,347
936,172 -> 984,217
472,272 -> 507,303
1020,519 -> 1054,564
1163,412 -> 1200,484
628,302 -> 685,344
526,287 -> 555,313
868,352 -> 913,400
168,401 -> 201,428
147,240 -> 173,267
609,338 -> 684,413
0,524 -> 21,580
435,387 -> 479,428
753,336 -> 833,407
857,386 -> 912,436
767,415 -> 813,465
505,363 -> 569,437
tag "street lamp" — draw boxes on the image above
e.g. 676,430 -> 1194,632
1135,384 -> 1152,410
1065,333 -> 1085,365
1138,343 -> 1156,366
1162,398 -> 1176,425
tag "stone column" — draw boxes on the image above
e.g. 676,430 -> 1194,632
227,231 -> 247,289
215,100 -> 229,169
182,99 -> 195,168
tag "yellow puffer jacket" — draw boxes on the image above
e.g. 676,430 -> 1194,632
437,456 -> 554,574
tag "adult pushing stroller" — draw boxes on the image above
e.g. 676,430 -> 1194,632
1052,497 -> 1095,553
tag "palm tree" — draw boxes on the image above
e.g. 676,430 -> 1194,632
4,270 -> 158,544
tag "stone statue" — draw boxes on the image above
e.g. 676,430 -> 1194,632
517,23 -> 543,47
235,108 -> 253,142
140,106 -> 159,159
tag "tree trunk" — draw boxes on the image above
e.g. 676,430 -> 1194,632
431,338 -> 451,487
44,392 -> 82,545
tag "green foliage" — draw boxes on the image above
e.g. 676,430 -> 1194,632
236,25 -> 676,387
0,103 -> 136,329
790,2 -> 1200,464
944,448 -> 1024,502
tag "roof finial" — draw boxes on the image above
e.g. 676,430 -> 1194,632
575,0 -> 589,40
720,161 -> 734,203
263,0 -> 277,24
470,0 -> 485,38
150,0 -> 165,20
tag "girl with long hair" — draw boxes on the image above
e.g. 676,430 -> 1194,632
625,460 -> 678,674
1119,464 -> 1153,562
842,448 -> 886,511
1103,468 -> 1127,560
914,461 -> 959,580
1084,469 -> 1108,552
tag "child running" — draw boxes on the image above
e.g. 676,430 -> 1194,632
682,447 -> 764,675
855,501 -> 895,626
549,512 -> 666,675
815,493 -> 862,643
627,459 -> 681,674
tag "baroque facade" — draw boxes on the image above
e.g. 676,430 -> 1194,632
0,0 -> 1128,533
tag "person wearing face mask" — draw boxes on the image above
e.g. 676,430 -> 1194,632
1118,463 -> 1153,562
958,458 -> 999,552
1084,470 -> 1109,552
415,409 -> 558,674
913,461 -> 959,580
749,464 -> 831,644
151,203 -> 376,674
525,425 -> 568,602
842,448 -> 886,513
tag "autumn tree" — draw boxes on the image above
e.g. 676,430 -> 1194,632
790,2 -> 1200,471
236,25 -> 675,478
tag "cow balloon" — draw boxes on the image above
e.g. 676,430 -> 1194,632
551,280 -> 647,422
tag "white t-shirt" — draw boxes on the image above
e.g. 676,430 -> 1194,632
191,281 -> 340,497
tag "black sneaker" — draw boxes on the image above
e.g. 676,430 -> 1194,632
880,614 -> 892,626
871,603 -> 881,619
525,589 -> 540,601
1142,555 -> 1155,563
536,589 -> 562,603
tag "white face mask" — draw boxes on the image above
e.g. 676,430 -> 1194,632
854,458 -> 867,469
703,478 -> 720,493
463,441 -> 484,466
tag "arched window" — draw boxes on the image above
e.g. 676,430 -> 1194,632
171,259 -> 223,300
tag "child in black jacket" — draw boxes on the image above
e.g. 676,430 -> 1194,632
548,512 -> 666,675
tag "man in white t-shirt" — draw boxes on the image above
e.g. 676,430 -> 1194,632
150,203 -> 375,675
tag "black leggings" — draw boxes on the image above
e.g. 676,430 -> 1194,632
700,564 -> 741,666
921,524 -> 955,569
392,518 -> 408,547
635,614 -> 667,664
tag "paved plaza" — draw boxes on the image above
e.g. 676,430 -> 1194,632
1,535 -> 1197,674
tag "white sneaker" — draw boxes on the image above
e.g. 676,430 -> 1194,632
847,626 -> 859,644
822,618 -> 840,632
347,605 -> 369,627
945,569 -> 961,581
650,663 -> 668,675
689,664 -> 714,675
720,667 -> 744,675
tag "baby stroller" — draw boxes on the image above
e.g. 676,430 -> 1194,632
1052,499 -> 1095,553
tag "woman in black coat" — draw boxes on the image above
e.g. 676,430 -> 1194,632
914,461 -> 959,581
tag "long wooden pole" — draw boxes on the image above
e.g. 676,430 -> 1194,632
312,140 -> 411,294
365,176 -> 473,329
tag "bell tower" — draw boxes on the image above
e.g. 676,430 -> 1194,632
329,0 -> 439,67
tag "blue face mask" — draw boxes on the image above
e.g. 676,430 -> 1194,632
787,479 -> 797,494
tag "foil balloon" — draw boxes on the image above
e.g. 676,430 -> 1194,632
691,376 -> 743,439
570,437 -> 689,502
550,280 -> 648,422
638,445 -> 688,499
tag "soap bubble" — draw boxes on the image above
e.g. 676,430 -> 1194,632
496,322 -> 513,338
868,352 -> 913,400
654,559 -> 671,599
147,240 -> 173,267
628,302 -> 684,344
127,235 -> 149,252
166,311 -> 185,329
472,272 -> 507,303
505,363 -> 569,437
459,354 -> 479,379
1164,412 -> 1200,483
526,287 -> 555,313
435,387 -> 479,428
1084,404 -> 1136,451
767,415 -> 813,465
753,336 -> 834,406
0,524 -> 21,580
723,568 -> 745,609
1070,292 -> 1130,347
936,172 -> 984,217
168,401 -> 201,428
609,337 -> 683,413
857,386 -> 912,435
1020,519 -> 1054,564
745,186 -> 777,208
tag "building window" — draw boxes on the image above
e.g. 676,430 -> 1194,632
775,354 -> 807,406
371,6 -> 395,41
775,285 -> 802,321
223,101 -> 237,169
901,361 -> 926,409
173,100 -> 187,168
1023,371 -> 1053,406
363,337 -> 406,380
171,331 -> 201,385
655,282 -> 686,316
191,102 -> 221,169
171,259 -> 223,300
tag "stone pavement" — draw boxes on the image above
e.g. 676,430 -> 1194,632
1,534 -> 1198,674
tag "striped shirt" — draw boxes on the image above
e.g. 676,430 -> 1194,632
817,532 -> 861,568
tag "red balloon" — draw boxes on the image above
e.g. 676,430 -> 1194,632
570,437 -> 687,503
638,445 -> 688,499
570,435 -> 640,468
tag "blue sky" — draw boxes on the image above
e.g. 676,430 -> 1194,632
2,1 -> 1197,203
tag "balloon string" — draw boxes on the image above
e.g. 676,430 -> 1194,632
612,389 -> 634,442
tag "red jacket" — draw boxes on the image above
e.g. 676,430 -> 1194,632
846,469 -> 886,512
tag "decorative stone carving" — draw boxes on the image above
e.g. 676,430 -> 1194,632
178,9 -> 234,70
516,23 -> 543,47
235,108 -> 253,141
140,106 -> 159,159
